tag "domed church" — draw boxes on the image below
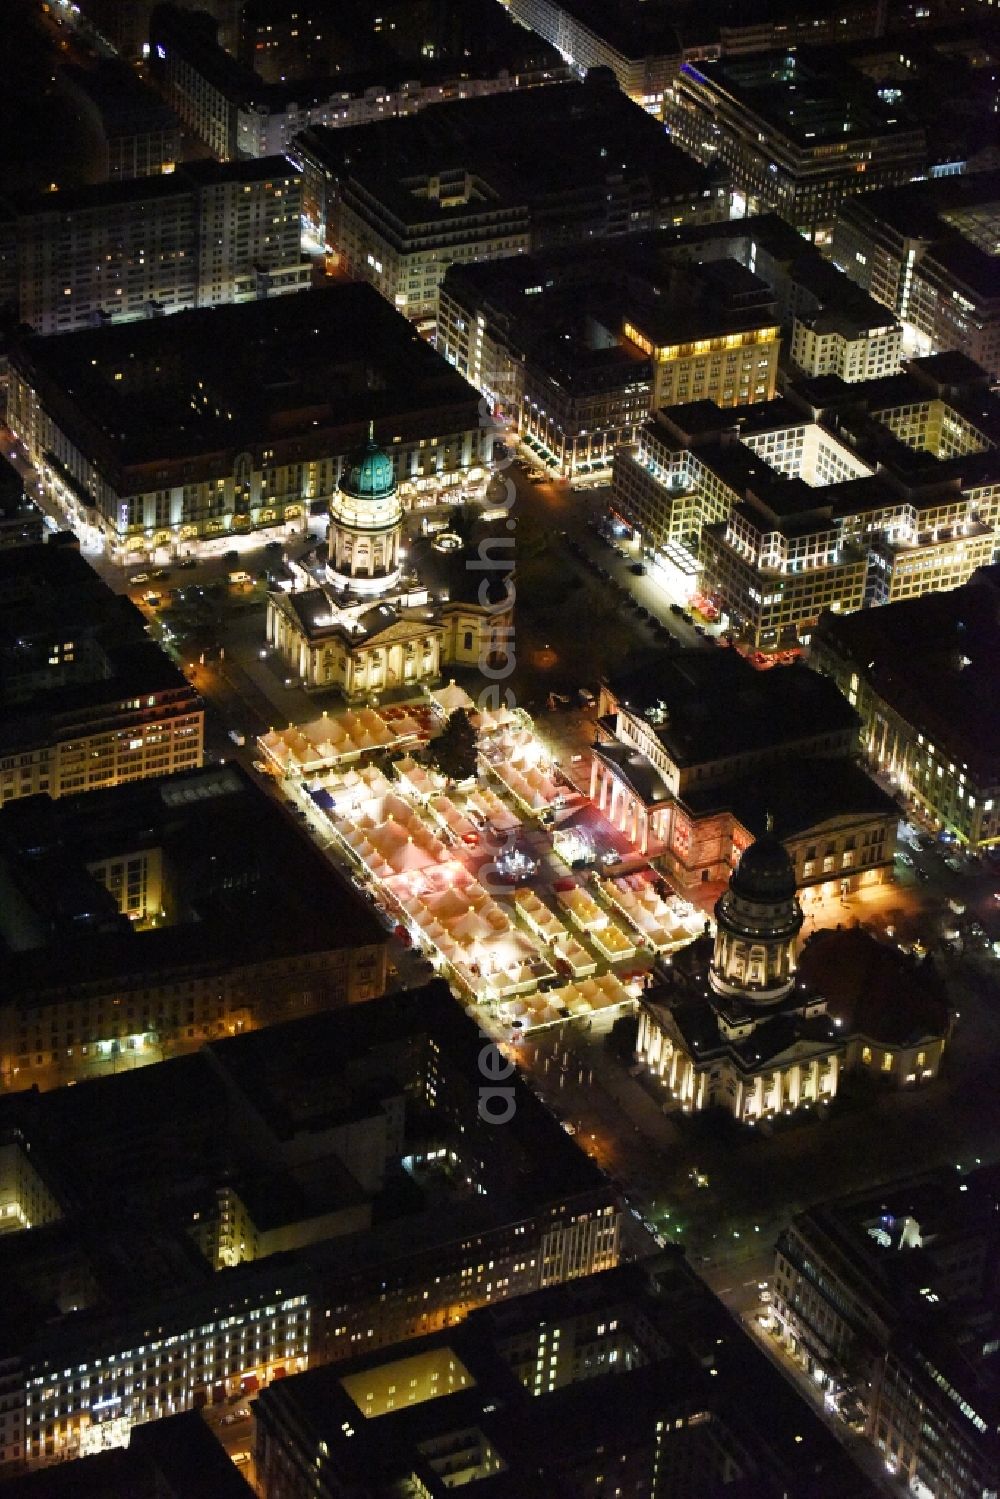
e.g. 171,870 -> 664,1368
638,832 -> 842,1122
636,831 -> 950,1123
265,424 -> 514,701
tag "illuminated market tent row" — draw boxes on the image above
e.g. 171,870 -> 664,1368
258,707 -> 427,774
484,727 -> 563,812
265,699 -> 686,1023
312,774 -> 616,1001
596,873 -> 704,953
500,973 -> 635,1033
393,754 -> 444,802
430,679 -> 475,717
312,781 -> 555,997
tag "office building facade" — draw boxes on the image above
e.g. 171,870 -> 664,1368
771,1168 -> 1000,1498
6,286 -> 488,560
664,51 -> 925,246
832,172 -> 1000,380
610,354 -> 1000,650
809,575 -> 1000,850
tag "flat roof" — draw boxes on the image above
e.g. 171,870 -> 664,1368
607,652 -> 859,766
926,237 -> 1000,302
0,545 -> 197,750
838,169 -> 1000,240
682,754 -> 898,837
254,1252 -> 873,1496
798,927 -> 949,1047
60,59 -> 180,131
301,74 -> 713,209
684,49 -> 924,148
9,285 -> 481,485
0,762 -> 386,995
153,0 -> 565,106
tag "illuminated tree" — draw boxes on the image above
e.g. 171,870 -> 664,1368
431,709 -> 479,783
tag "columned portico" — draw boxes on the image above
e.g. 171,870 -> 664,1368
589,748 -> 671,858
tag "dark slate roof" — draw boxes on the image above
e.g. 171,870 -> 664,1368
798,928 -> 950,1046
607,653 -> 858,767
681,755 -> 899,838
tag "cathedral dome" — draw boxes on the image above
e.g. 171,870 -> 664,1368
730,834 -> 796,903
339,432 -> 396,503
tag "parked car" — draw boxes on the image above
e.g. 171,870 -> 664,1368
177,557 -> 198,569
630,562 -> 646,575
129,571 -> 150,585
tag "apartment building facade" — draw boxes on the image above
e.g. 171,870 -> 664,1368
150,2 -> 569,163
0,158 -> 308,338
0,987 -> 620,1476
331,169 -> 530,324
810,576 -> 1000,850
0,546 -> 204,812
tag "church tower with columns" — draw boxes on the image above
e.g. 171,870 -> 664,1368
326,423 -> 403,596
709,827 -> 803,1004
